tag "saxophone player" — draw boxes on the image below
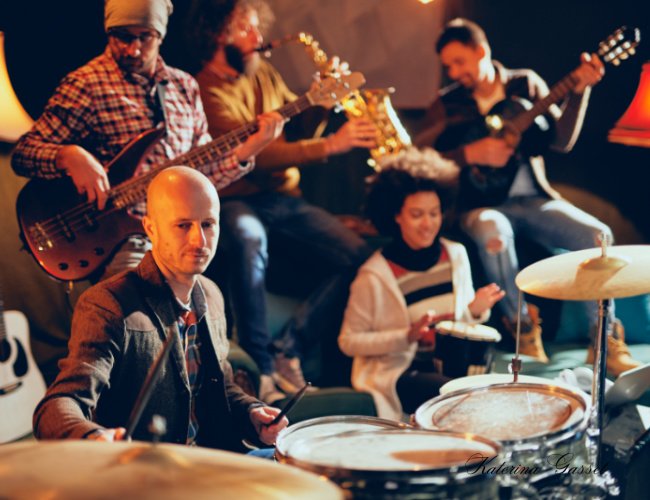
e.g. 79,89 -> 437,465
186,0 -> 377,403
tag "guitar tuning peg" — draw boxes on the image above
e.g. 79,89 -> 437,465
629,48 -> 636,56
612,59 -> 621,67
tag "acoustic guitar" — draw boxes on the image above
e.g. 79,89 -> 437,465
434,26 -> 640,201
16,72 -> 366,282
0,287 -> 46,443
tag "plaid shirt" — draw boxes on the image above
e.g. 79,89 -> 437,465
12,48 -> 252,198
176,282 -> 208,446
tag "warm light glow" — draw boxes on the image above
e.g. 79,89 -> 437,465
0,32 -> 33,143
608,62 -> 650,148
418,0 -> 435,4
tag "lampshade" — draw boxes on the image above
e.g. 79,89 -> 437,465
0,32 -> 33,143
608,62 -> 650,148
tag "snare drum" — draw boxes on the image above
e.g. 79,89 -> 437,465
433,321 -> 501,378
275,415 -> 407,461
415,383 -> 590,481
279,426 -> 501,499
440,373 -> 561,395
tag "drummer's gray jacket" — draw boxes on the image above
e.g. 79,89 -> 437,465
33,251 -> 262,450
339,237 -> 489,421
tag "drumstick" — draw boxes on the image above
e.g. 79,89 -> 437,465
124,332 -> 175,440
266,382 -> 311,427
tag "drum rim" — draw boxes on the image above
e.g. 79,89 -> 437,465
435,320 -> 502,342
277,428 -> 501,485
414,382 -> 590,446
275,415 -> 409,457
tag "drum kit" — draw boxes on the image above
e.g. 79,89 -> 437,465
271,241 -> 650,498
3,242 -> 649,499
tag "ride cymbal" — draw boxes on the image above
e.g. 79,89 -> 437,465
515,245 -> 650,300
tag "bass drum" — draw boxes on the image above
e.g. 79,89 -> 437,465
278,425 -> 501,500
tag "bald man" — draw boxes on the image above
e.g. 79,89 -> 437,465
33,167 -> 287,451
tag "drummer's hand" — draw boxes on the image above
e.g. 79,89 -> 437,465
468,283 -> 506,318
250,406 -> 288,446
407,310 -> 436,343
85,427 -> 128,442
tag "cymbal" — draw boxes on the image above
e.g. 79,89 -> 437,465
0,441 -> 342,499
516,245 -> 650,300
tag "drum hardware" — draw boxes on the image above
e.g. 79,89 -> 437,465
516,236 -> 650,496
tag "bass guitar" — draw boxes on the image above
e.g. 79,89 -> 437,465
0,286 -> 46,443
17,72 -> 365,282
435,26 -> 640,199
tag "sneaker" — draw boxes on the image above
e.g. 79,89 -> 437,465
503,304 -> 549,363
586,320 -> 642,377
272,354 -> 313,394
258,374 -> 286,405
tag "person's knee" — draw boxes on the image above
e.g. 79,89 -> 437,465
463,210 -> 513,250
485,236 -> 508,255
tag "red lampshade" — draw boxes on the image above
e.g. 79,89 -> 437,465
609,62 -> 650,147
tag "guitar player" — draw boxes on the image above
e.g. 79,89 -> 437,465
414,18 -> 641,376
11,0 -> 284,280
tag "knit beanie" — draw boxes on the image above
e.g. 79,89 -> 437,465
105,0 -> 174,38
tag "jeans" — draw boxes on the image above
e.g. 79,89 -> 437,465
213,192 -> 371,374
100,235 -> 152,281
460,195 -> 615,340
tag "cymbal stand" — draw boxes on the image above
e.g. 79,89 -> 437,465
509,290 -> 523,382
587,298 -> 610,470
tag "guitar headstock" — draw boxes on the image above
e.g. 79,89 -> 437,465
598,26 -> 641,66
306,71 -> 366,108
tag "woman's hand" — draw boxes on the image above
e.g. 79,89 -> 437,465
407,310 -> 436,344
468,283 -> 505,318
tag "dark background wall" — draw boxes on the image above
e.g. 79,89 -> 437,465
1,0 -> 649,238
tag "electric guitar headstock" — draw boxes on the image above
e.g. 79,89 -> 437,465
306,71 -> 366,109
598,26 -> 641,66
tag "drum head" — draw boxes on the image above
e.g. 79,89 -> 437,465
285,429 -> 499,473
436,321 -> 501,342
276,415 -> 406,458
440,374 -> 556,395
415,383 -> 589,443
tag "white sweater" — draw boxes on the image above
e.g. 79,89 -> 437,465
338,238 -> 488,421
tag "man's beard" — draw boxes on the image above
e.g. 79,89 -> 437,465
224,44 -> 259,76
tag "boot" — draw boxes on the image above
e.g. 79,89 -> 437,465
503,304 -> 549,363
272,353 -> 316,394
258,374 -> 286,405
586,320 -> 642,377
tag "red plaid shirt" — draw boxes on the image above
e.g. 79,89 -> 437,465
12,48 -> 251,198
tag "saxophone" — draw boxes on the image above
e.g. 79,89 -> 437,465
258,33 -> 411,169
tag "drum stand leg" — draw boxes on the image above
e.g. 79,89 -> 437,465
584,298 -> 620,497
587,298 -> 609,470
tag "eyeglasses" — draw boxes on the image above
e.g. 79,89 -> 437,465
108,29 -> 160,46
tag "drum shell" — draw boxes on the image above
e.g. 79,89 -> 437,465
433,331 -> 497,378
278,426 -> 501,500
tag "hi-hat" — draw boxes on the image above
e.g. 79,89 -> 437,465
516,245 -> 650,300
0,441 -> 342,499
